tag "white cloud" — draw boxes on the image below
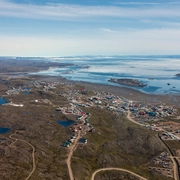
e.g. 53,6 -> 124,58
1,28 -> 180,56
114,1 -> 180,5
0,0 -> 180,20
100,28 -> 118,33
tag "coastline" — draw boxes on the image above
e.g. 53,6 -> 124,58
0,57 -> 179,106
28,74 -> 180,106
1,56 -> 180,96
75,80 -> 180,106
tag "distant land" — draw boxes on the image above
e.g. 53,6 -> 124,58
14,55 -> 179,95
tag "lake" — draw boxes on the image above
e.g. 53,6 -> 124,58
0,97 -> 8,105
0,128 -> 10,134
57,120 -> 75,127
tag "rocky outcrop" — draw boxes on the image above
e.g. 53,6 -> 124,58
175,73 -> 180,77
108,78 -> 147,87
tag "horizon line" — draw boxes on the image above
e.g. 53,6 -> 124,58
1,55 -> 180,58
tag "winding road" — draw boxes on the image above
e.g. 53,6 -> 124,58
127,110 -> 144,126
9,131 -> 36,180
67,130 -> 81,180
91,168 -> 147,180
66,114 -> 87,180
66,109 -> 148,180
127,109 -> 179,180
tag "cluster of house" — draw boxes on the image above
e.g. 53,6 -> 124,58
129,102 -> 176,121
86,90 -> 177,119
6,80 -> 178,145
58,100 -> 93,148
58,87 -> 178,141
62,134 -> 77,148
5,80 -> 63,95
149,151 -> 173,178
33,81 -> 62,91
61,117 -> 90,148
152,152 -> 172,168
5,81 -> 178,141
161,132 -> 179,140
6,86 -> 31,95
56,103 -> 86,117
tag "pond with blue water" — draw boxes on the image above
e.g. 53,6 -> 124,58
23,91 -> 29,95
0,97 -> 8,105
0,128 -> 10,134
57,120 -> 75,127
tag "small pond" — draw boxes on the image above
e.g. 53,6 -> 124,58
2,80 -> 8,84
23,91 -> 29,95
0,128 -> 10,134
57,120 -> 75,127
0,97 -> 8,105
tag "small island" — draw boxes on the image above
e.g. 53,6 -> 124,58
175,73 -> 180,77
109,78 -> 147,87
82,65 -> 90,69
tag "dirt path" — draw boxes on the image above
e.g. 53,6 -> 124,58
66,115 -> 87,180
9,131 -> 36,180
91,167 -> 147,180
127,110 -> 144,126
67,130 -> 81,180
127,110 -> 180,180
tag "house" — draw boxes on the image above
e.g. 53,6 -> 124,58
78,138 -> 87,144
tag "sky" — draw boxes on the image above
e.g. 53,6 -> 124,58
0,0 -> 180,56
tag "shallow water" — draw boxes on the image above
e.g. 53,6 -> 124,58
30,56 -> 180,94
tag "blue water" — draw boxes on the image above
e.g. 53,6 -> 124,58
23,88 -> 31,91
1,80 -> 8,84
0,97 -> 8,105
23,91 -> 29,95
29,55 -> 180,94
57,120 -> 75,127
23,88 -> 31,94
0,128 -> 10,134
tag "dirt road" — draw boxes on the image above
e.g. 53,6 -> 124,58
9,131 -> 36,180
127,110 -> 144,126
127,110 -> 180,180
91,167 -> 147,180
66,114 -> 87,180
67,130 -> 81,180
